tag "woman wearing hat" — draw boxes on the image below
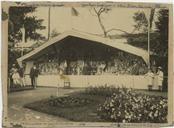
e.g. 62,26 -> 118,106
145,69 -> 154,91
12,68 -> 21,86
157,66 -> 163,91
10,64 -> 20,87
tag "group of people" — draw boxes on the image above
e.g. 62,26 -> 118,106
37,57 -> 148,76
10,64 -> 25,87
104,58 -> 148,75
10,61 -> 164,91
145,66 -> 164,91
10,63 -> 39,89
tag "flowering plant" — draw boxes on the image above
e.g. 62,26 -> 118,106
49,96 -> 91,107
85,85 -> 122,96
97,88 -> 167,123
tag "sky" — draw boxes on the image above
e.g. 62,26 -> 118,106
30,6 -> 152,39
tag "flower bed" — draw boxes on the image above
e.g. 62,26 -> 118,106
24,93 -> 106,122
24,87 -> 167,122
48,96 -> 92,107
97,88 -> 167,123
85,85 -> 120,96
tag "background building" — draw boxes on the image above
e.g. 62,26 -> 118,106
17,30 -> 149,89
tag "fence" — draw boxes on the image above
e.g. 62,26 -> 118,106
24,75 -> 149,89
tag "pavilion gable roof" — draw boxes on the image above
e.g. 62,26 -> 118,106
17,30 -> 149,66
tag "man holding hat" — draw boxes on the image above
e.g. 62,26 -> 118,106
157,66 -> 163,91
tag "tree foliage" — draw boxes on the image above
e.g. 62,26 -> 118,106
127,9 -> 169,79
8,7 -> 46,71
132,11 -> 148,33
129,9 -> 168,57
155,9 -> 168,57
8,7 -> 46,42
132,9 -> 155,33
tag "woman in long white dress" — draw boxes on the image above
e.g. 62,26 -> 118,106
145,69 -> 154,91
156,67 -> 163,91
12,68 -> 21,86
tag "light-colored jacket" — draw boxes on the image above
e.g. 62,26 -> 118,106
157,71 -> 163,85
145,72 -> 154,85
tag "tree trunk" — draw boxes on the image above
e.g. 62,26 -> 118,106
48,7 -> 51,40
97,15 -> 107,37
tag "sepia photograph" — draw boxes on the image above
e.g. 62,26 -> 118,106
1,1 -> 173,127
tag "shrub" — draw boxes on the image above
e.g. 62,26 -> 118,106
85,85 -> 125,96
97,88 -> 167,123
48,96 -> 92,108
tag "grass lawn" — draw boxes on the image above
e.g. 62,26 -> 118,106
24,88 -> 167,122
134,89 -> 167,98
24,91 -> 109,122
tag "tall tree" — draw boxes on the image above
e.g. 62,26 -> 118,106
91,7 -> 129,37
155,9 -> 168,57
8,6 -> 46,71
132,11 -> 148,33
127,9 -> 168,57
92,7 -> 111,37
8,7 -> 46,43
155,9 -> 169,90
132,9 -> 155,33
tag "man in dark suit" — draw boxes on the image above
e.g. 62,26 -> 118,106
30,63 -> 39,88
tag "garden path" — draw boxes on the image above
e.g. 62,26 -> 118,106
8,87 -> 82,123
